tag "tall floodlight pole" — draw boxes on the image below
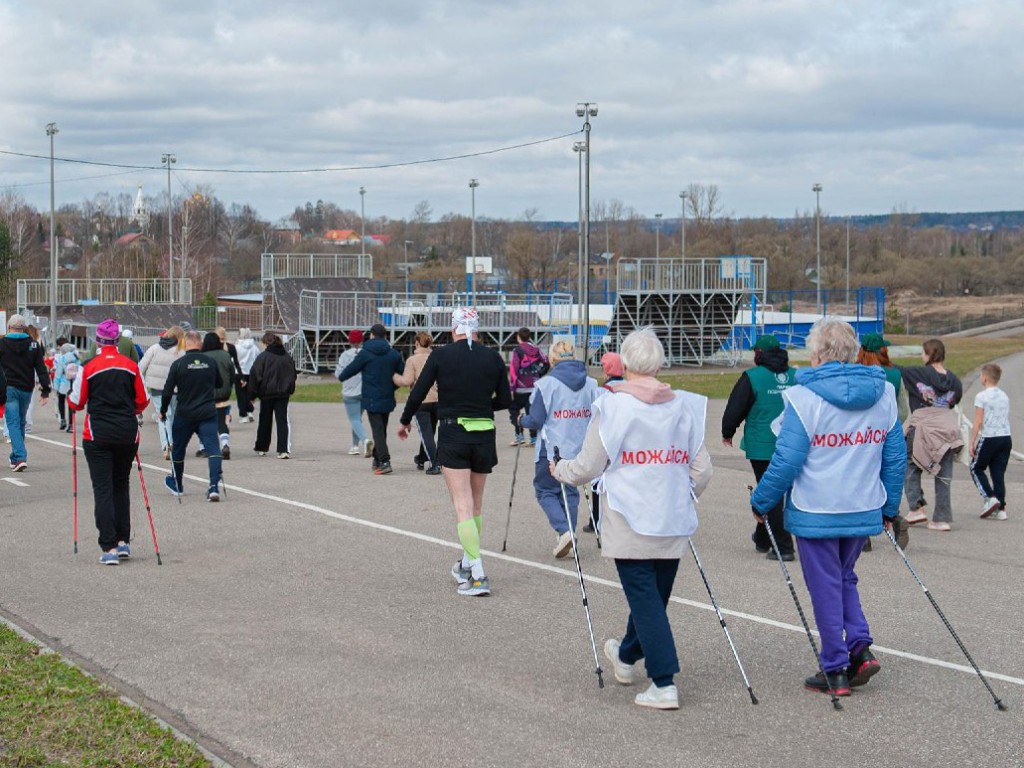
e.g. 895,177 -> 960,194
359,186 -> 366,267
813,183 -> 823,315
679,190 -> 688,259
469,179 -> 480,304
161,153 -> 176,303
846,216 -> 851,310
573,141 -> 586,348
655,213 -> 663,258
576,102 -> 598,360
46,123 -> 58,342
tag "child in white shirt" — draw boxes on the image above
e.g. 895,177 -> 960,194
969,363 -> 1012,520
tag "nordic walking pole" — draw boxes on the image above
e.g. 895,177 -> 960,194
689,538 -> 758,704
884,526 -> 1006,711
135,450 -> 163,565
501,439 -> 522,552
161,415 -> 182,504
749,485 -> 842,710
554,447 -> 604,689
582,485 -> 602,549
71,410 -> 78,555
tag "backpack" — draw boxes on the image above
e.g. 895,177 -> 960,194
515,345 -> 549,388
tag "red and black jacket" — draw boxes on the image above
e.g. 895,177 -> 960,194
68,345 -> 150,443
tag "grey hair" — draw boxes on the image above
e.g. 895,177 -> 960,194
807,318 -> 859,364
619,327 -> 665,375
237,327 -> 252,341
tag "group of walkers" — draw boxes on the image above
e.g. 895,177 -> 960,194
4,308 -> 1014,711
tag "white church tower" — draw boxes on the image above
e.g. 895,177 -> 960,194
131,185 -> 150,230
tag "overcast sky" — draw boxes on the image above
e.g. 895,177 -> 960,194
1,0 -> 1021,225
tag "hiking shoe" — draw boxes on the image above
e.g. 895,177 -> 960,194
905,507 -> 928,525
848,648 -> 881,687
254,449 -> 267,456
751,532 -> 770,554
451,561 -> 472,585
509,435 -> 524,447
60,420 -> 67,430
222,445 -> 231,460
12,461 -> 26,472
347,445 -> 362,455
100,551 -> 120,566
278,452 -> 290,459
415,459 -> 425,471
804,670 -> 852,696
457,575 -> 491,596
981,497 -> 1001,519
196,448 -> 208,458
528,438 -> 536,447
116,543 -> 132,560
766,549 -> 796,562
363,438 -> 374,458
861,537 -> 873,552
635,683 -> 679,710
553,530 -> 573,559
603,638 -> 636,685
163,475 -> 183,496
582,522 -> 595,533
425,465 -> 442,476
893,515 -> 910,549
207,485 -> 220,502
927,521 -> 951,532
374,461 -> 393,475
993,509 -> 1008,521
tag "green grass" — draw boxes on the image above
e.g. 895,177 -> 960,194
0,625 -> 211,768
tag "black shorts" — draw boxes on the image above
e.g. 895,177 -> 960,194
437,424 -> 498,473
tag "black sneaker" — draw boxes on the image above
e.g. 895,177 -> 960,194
751,532 -> 770,555
222,445 -> 231,460
415,459 -> 425,471
766,549 -> 795,562
196,448 -> 208,458
862,537 -> 873,552
425,465 -> 442,476
804,670 -> 851,696
847,648 -> 881,687
893,515 -> 910,550
374,461 -> 393,475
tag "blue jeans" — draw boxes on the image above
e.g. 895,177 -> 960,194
797,536 -> 873,673
5,387 -> 33,464
343,396 -> 366,446
615,558 -> 681,687
170,416 -> 222,488
534,458 -> 578,534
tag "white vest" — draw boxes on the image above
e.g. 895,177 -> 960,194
595,391 -> 707,537
535,375 -> 599,461
784,383 -> 897,513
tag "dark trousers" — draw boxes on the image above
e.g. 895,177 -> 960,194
57,392 -> 68,423
615,558 -> 681,687
509,392 -> 537,439
216,405 -> 231,442
414,404 -> 438,467
751,459 -> 794,554
255,397 -> 291,453
971,435 -> 1012,504
235,376 -> 252,416
367,411 -> 391,463
171,416 -> 222,487
83,440 -> 136,552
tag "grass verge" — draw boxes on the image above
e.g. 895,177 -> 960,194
0,624 -> 211,768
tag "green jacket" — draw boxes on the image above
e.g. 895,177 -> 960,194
742,365 -> 796,460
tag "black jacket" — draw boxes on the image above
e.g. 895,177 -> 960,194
162,350 -> 222,423
250,345 -> 297,399
0,333 -> 51,395
337,337 -> 404,413
401,339 -> 511,425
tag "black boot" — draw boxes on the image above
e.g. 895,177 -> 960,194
847,647 -> 881,687
804,669 -> 851,696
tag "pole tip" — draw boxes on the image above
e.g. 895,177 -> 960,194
996,700 -> 1008,711
832,699 -> 843,711
750,692 -> 759,705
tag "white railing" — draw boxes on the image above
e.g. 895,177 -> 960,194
261,253 -> 373,281
617,257 -> 767,294
17,279 -> 192,309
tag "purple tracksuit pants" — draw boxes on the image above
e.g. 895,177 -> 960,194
796,536 -> 873,673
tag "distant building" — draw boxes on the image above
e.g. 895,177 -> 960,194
323,228 -> 361,245
131,185 -> 150,230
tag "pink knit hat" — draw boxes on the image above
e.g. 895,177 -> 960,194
601,352 -> 624,378
96,318 -> 120,344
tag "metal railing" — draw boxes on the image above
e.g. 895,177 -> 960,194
261,253 -> 373,281
17,279 -> 192,310
617,257 -> 768,294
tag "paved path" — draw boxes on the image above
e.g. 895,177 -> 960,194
2,358 -> 1023,768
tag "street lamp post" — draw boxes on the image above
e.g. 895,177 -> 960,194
469,178 -> 480,305
161,153 -> 176,302
46,123 -> 58,342
813,183 -> 823,315
576,101 -> 598,360
846,216 -> 851,310
655,213 -> 663,258
679,190 -> 688,259
359,186 -> 366,265
573,141 -> 586,348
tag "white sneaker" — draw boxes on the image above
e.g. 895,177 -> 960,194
981,497 -> 1001,518
993,509 -> 1008,521
553,530 -> 574,559
347,446 -> 361,455
634,682 -> 679,710
603,638 -> 635,685
363,438 -> 374,458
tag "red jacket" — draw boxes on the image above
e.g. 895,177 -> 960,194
68,345 -> 150,443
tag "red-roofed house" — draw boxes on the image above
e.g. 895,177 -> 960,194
323,229 -> 361,245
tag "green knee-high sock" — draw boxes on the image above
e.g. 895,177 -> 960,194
457,519 -> 481,562
473,514 -> 482,535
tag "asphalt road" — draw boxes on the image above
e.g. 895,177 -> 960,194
1,355 -> 1022,768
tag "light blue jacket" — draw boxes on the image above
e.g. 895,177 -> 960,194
750,362 -> 906,538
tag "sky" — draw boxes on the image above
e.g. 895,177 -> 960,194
1,0 -> 1022,226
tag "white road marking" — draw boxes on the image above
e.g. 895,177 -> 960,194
3,477 -> 29,487
27,432 -> 1024,687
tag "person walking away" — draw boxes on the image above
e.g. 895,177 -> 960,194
856,333 -> 910,549
0,314 -> 51,471
337,323 -> 403,475
397,307 -> 512,596
969,363 -> 1012,521
551,329 -> 712,709
216,326 -> 245,424
24,325 -> 44,434
722,335 -> 797,560
751,319 -> 905,696
118,329 -> 141,363
160,330 -> 224,500
249,332 -> 297,459
202,331 -> 235,460
393,331 -> 441,474
508,327 -> 547,446
139,326 -> 185,460
335,330 -> 369,456
234,328 -> 259,422
583,351 -> 626,533
520,341 -> 599,558
68,319 -> 150,564
53,338 -> 81,432
900,338 -> 963,532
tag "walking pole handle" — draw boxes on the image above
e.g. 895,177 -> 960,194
553,446 -> 561,463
